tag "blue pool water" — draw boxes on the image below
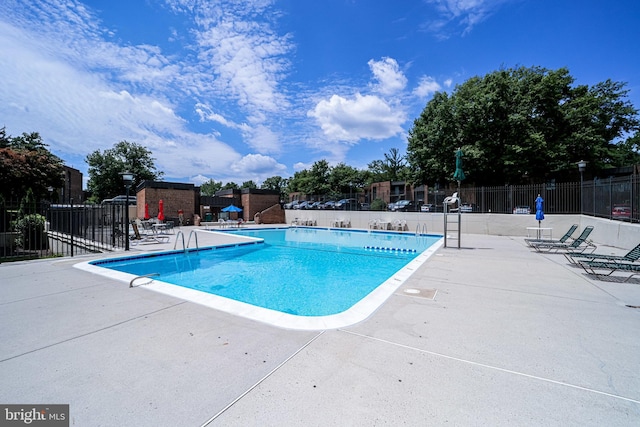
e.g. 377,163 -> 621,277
91,228 -> 440,317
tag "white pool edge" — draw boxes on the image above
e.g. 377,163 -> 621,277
75,236 -> 444,331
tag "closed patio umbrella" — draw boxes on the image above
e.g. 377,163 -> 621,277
535,194 -> 545,227
158,199 -> 165,222
453,148 -> 465,194
144,203 -> 150,220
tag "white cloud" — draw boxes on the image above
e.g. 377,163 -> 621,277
230,153 -> 287,182
413,76 -> 442,98
425,0 -> 510,36
307,93 -> 406,142
368,57 -> 407,96
444,78 -> 453,87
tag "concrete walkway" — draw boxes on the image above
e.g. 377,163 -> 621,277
1,229 -> 639,426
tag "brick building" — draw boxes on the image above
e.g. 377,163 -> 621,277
135,181 -> 283,224
135,181 -> 198,225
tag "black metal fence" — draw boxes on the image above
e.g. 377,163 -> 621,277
1,200 -> 129,262
455,175 -> 638,221
1,176 -> 638,262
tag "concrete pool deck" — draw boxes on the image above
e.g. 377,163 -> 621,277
1,227 -> 639,426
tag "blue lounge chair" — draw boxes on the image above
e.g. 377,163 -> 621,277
578,259 -> 640,282
525,224 -> 578,247
566,242 -> 640,264
530,226 -> 596,253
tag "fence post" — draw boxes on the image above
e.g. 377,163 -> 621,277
70,198 -> 74,257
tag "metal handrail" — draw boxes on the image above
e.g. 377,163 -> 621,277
129,273 -> 160,288
186,230 -> 199,250
173,231 -> 186,251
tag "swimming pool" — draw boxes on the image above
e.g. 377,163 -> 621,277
77,227 -> 443,329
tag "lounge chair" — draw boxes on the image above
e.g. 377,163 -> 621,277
578,259 -> 640,282
530,226 -> 596,253
566,242 -> 640,265
130,222 -> 169,245
525,224 -> 578,247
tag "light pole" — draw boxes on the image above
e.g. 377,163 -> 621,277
121,171 -> 134,251
577,160 -> 587,214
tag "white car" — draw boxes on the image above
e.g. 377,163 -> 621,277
513,206 -> 531,214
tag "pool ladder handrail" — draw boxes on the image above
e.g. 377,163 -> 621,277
174,230 -> 200,252
415,223 -> 427,235
130,272 -> 160,288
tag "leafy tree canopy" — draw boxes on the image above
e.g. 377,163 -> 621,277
407,66 -> 639,186
200,179 -> 222,196
0,128 -> 65,200
261,176 -> 289,200
86,140 -> 163,202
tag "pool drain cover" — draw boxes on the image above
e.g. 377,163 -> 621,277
400,288 -> 437,300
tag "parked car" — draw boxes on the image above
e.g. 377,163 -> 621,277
392,200 -> 417,212
460,203 -> 474,213
387,202 -> 396,211
513,205 -> 531,214
335,198 -> 357,210
421,203 -> 435,212
284,200 -> 300,209
309,201 -> 323,209
323,200 -> 336,209
294,201 -> 313,210
102,195 -> 136,205
359,203 -> 370,210
612,205 -> 632,220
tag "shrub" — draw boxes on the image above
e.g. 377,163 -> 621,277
14,213 -> 48,251
370,198 -> 387,211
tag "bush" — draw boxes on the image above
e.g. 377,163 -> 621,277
370,198 -> 387,211
14,213 -> 48,251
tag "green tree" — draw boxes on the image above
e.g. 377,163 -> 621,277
261,176 -> 288,200
200,179 -> 222,196
0,129 -> 64,200
367,148 -> 410,182
86,141 -> 163,202
221,182 -> 239,190
407,66 -> 639,186
241,180 -> 258,189
329,163 -> 361,196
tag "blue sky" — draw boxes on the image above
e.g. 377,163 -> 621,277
1,0 -> 639,187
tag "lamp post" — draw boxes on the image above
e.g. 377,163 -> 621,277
577,160 -> 587,214
121,171 -> 134,251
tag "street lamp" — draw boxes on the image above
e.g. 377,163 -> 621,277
121,171 -> 134,251
577,160 -> 587,214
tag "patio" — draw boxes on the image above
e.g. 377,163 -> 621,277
1,229 -> 639,426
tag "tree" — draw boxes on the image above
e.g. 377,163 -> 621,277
86,141 -> 163,202
407,66 -> 639,186
200,179 -> 222,196
241,180 -> 258,189
221,182 -> 239,190
0,129 -> 64,200
261,176 -> 288,200
367,148 -> 410,182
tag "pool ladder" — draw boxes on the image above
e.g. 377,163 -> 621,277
415,223 -> 427,235
129,273 -> 160,288
174,230 -> 199,252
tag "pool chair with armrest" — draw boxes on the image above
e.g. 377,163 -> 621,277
530,226 -> 596,254
130,222 -> 170,245
577,259 -> 640,282
566,242 -> 640,265
525,224 -> 578,247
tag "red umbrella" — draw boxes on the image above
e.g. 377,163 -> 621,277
144,203 -> 150,220
158,199 -> 165,222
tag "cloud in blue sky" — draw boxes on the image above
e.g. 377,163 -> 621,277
1,0 -> 637,186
